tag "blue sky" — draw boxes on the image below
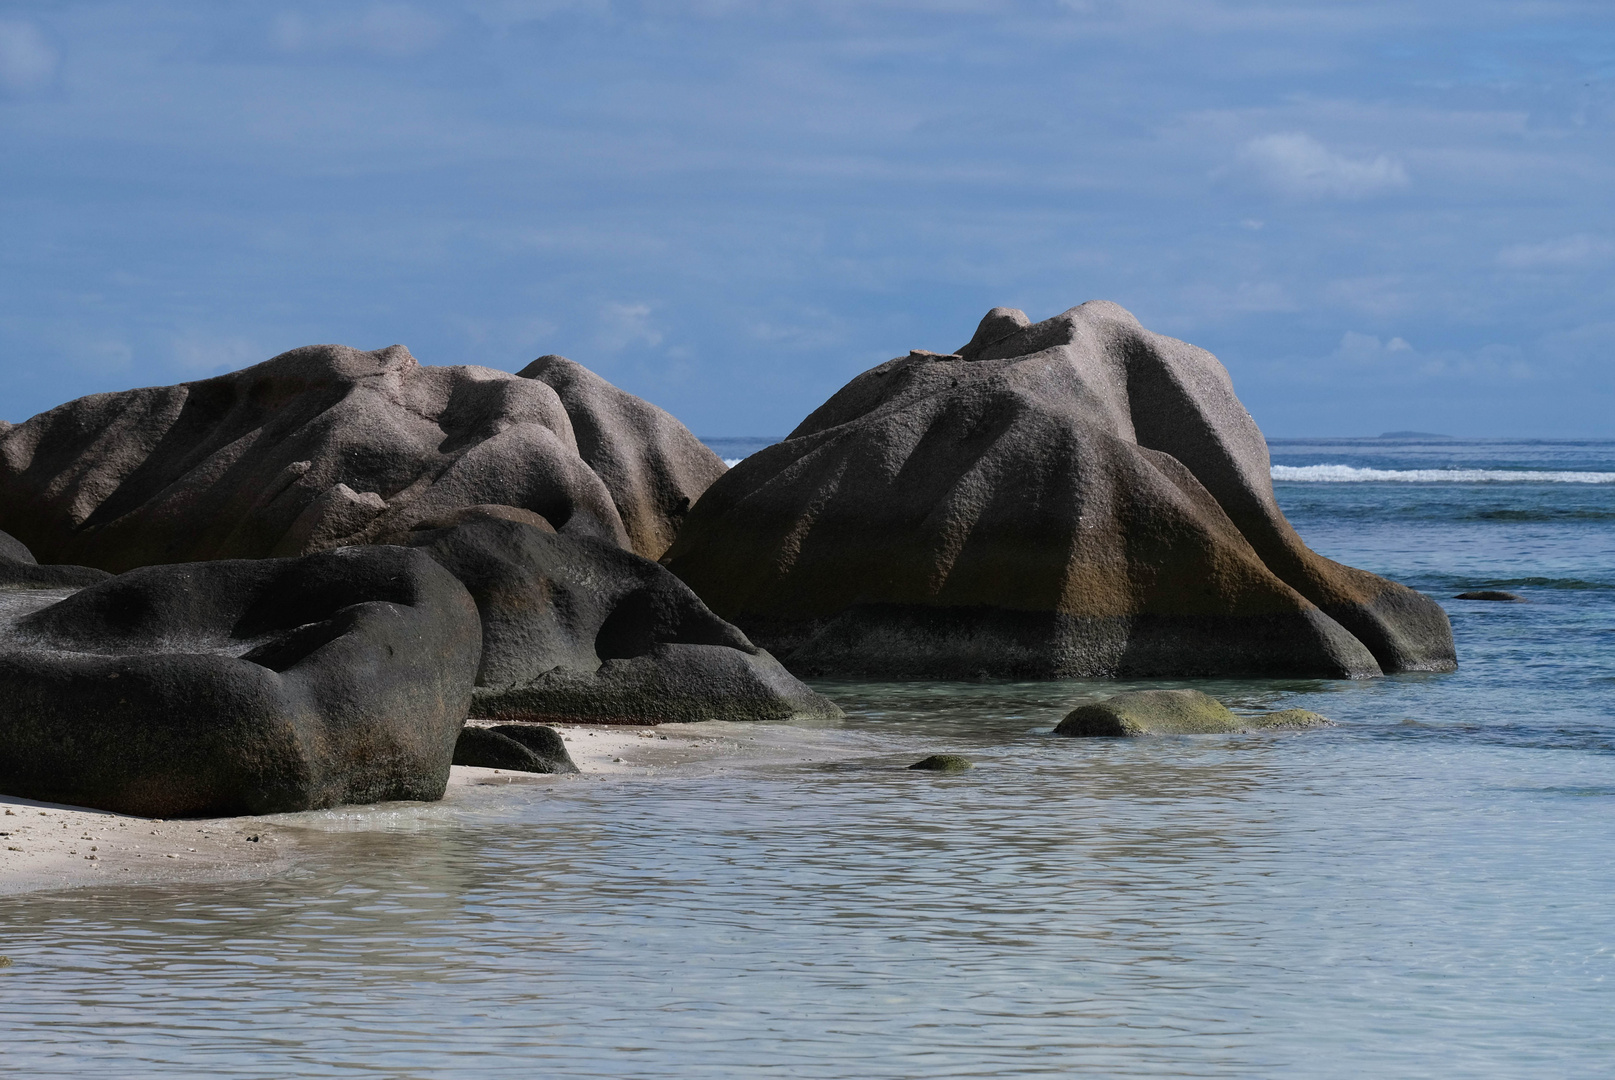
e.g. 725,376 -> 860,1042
1,1 -> 1611,437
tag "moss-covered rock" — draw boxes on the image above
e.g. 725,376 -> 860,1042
1055,689 -> 1241,736
1245,708 -> 1333,730
908,753 -> 973,771
1056,691 -> 1336,737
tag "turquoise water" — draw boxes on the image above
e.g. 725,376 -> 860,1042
2,438 -> 1613,1077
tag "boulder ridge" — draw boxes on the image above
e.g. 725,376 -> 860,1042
0,345 -> 724,572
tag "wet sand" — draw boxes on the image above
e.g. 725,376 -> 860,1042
0,720 -> 869,896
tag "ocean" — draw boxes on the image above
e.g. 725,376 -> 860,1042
2,437 -> 1612,1077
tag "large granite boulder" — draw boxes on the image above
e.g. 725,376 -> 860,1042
0,344 -> 725,573
406,512 -> 841,724
665,301 -> 1456,679
0,546 -> 481,817
0,528 -> 110,590
520,355 -> 728,559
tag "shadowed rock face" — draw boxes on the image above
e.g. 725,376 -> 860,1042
0,344 -> 724,572
0,528 -> 111,590
0,546 -> 481,817
454,723 -> 578,774
407,515 -> 842,725
665,301 -> 1456,680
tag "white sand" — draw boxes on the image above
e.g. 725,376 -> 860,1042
0,797 -> 298,895
0,720 -> 873,896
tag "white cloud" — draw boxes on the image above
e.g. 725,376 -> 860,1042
1332,331 -> 1530,380
467,0 -> 611,24
0,20 -> 57,95
1496,234 -> 1614,270
1181,279 -> 1297,316
273,5 -> 446,58
1233,132 -> 1409,199
594,302 -> 664,353
169,332 -> 265,375
1324,275 -> 1417,317
1335,331 -> 1414,365
60,335 -> 134,374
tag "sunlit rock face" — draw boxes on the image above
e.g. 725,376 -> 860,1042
0,344 -> 724,572
665,301 -> 1455,680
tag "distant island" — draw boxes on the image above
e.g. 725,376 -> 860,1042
1378,431 -> 1453,439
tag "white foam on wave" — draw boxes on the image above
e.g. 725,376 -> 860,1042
722,457 -> 744,467
1271,464 -> 1615,484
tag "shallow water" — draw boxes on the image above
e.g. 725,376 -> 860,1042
2,439 -> 1613,1077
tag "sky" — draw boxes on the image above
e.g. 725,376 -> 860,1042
1,1 -> 1611,438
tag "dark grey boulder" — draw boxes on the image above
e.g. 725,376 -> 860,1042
0,546 -> 482,817
1454,590 -> 1524,602
1054,690 -> 1334,737
454,723 -> 578,774
0,528 -> 111,591
406,515 -> 841,724
666,301 -> 1455,680
0,344 -> 722,573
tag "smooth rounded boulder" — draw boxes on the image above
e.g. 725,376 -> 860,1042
0,546 -> 482,817
665,301 -> 1455,680
454,723 -> 579,774
0,344 -> 724,572
407,514 -> 842,725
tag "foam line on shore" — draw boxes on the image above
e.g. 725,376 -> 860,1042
1272,465 -> 1615,484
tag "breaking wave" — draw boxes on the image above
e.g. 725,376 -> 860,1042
1272,465 -> 1615,484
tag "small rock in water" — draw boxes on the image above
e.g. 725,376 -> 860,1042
1056,690 -> 1242,737
1245,708 -> 1334,730
1454,590 -> 1525,602
908,754 -> 973,772
1056,690 -> 1334,737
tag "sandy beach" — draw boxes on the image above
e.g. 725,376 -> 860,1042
0,720 -> 861,897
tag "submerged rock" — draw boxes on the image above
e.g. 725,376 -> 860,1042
407,515 -> 841,725
1056,689 -> 1243,736
0,344 -> 724,572
0,546 -> 481,817
908,754 -> 973,771
454,723 -> 579,774
1054,690 -> 1334,737
1246,708 -> 1333,730
666,302 -> 1455,680
1454,590 -> 1525,602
